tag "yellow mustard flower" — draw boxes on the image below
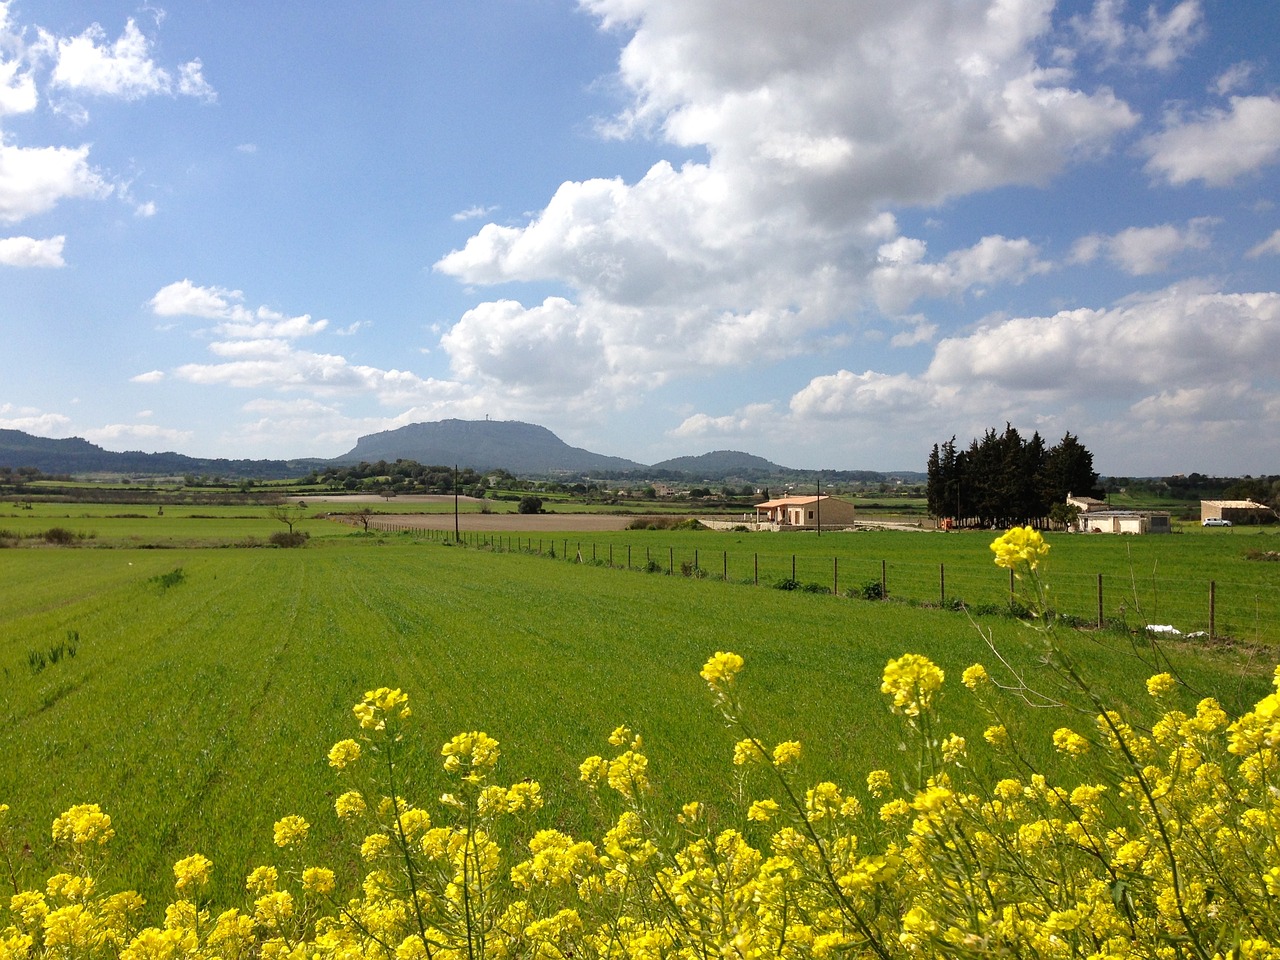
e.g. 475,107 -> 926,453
941,733 -> 967,764
172,853 -> 212,893
700,650 -> 744,686
866,770 -> 893,797
990,525 -> 1049,575
272,815 -> 309,848
1052,727 -> 1091,756
334,790 -> 365,819
441,731 -> 501,774
361,833 -> 390,861
961,663 -> 990,690
301,867 -> 335,896
984,725 -> 1009,748
51,804 -> 114,847
245,865 -> 278,895
1145,672 -> 1177,698
747,799 -> 780,822
881,653 -> 945,717
327,739 -> 361,769
772,740 -> 802,766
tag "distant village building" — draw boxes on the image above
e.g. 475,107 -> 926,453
1200,499 -> 1277,525
1066,493 -> 1169,534
1066,494 -> 1109,515
754,495 -> 857,529
1074,510 -> 1171,535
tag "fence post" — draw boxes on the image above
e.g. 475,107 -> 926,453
723,550 -> 727,581
755,553 -> 758,585
792,555 -> 796,581
694,548 -> 698,572
669,546 -> 673,575
628,545 -> 631,570
940,563 -> 945,605
882,559 -> 887,598
1097,574 -> 1104,629
833,557 -> 838,595
1210,580 -> 1216,641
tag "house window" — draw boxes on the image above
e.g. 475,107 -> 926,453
808,511 -> 814,519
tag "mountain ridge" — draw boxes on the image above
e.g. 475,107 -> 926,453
0,421 -> 924,481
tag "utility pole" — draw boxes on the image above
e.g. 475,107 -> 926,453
454,464 -> 460,541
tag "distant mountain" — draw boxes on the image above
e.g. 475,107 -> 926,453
336,419 -> 646,475
651,450 -> 785,478
0,429 -> 321,479
0,422 -> 928,481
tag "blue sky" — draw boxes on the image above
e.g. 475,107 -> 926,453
1,0 -> 1277,475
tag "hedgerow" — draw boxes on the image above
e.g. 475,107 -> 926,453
3,528 -> 1278,960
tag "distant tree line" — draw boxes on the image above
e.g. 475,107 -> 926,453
308,461 -> 491,495
1106,473 -> 1280,509
926,426 -> 1102,527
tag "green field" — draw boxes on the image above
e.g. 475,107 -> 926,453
1,515 -> 1276,912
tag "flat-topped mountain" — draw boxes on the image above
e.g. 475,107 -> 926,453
336,419 -> 645,475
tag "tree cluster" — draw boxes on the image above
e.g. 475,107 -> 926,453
308,461 -> 488,495
926,426 -> 1101,527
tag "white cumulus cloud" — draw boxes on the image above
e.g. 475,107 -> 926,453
1070,218 -> 1215,275
435,0 -> 1139,397
50,18 -> 214,101
0,142 -> 107,223
1142,96 -> 1280,186
0,234 -> 64,267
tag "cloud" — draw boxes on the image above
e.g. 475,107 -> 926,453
150,279 -> 243,319
0,142 -> 108,223
1070,218 -> 1215,275
925,286 -> 1280,396
436,1 -> 1138,397
1142,96 -> 1280,186
49,17 -> 214,102
670,403 -> 776,439
767,285 -> 1280,470
130,370 -> 165,384
149,280 -> 328,338
82,422 -> 193,449
1247,229 -> 1280,260
1211,61 -> 1256,97
1070,0 -> 1203,71
871,234 -> 1050,313
173,351 -> 456,407
452,204 -> 498,222
0,234 -> 64,267
790,369 -> 944,420
0,404 -> 71,435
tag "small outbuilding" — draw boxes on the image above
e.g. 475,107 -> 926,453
1200,499 -> 1276,525
755,495 -> 857,529
1075,510 -> 1171,535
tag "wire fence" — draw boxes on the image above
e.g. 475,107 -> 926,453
366,523 -> 1280,646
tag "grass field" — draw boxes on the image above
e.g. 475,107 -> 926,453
1,518 -> 1275,911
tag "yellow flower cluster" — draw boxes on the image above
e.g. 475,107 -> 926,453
352,686 -> 410,731
881,652 -> 946,717
990,524 -> 1050,576
441,730 -> 500,777
700,650 -> 744,687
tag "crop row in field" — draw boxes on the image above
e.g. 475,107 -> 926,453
0,535 -> 1272,912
